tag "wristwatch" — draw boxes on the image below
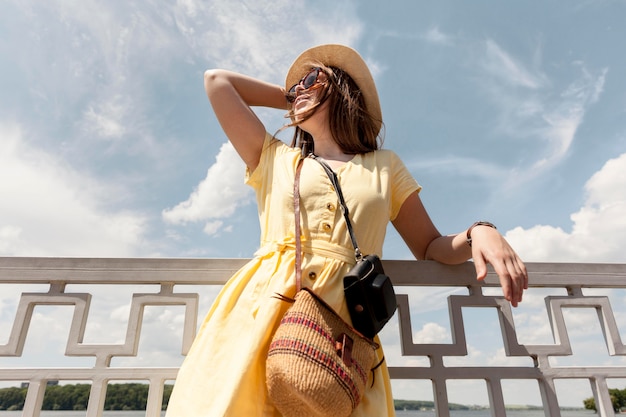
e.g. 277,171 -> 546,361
466,221 -> 497,247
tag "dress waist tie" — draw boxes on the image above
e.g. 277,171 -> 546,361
255,238 -> 356,265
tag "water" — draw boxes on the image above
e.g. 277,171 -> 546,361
0,410 -> 595,417
396,411 -> 594,417
0,413 -> 160,417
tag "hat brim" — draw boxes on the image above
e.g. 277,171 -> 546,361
285,44 -> 382,134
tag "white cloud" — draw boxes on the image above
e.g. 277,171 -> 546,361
0,226 -> 22,254
203,220 -> 224,236
424,26 -> 453,46
161,142 -> 252,234
483,39 -> 547,90
10,0 -> 363,96
0,122 -> 146,256
478,40 -> 608,181
4,0 -> 185,157
533,66 -> 608,169
413,322 -> 449,344
407,155 -> 506,181
505,153 -> 626,263
485,347 -> 532,367
82,94 -> 130,139
172,0 -> 362,81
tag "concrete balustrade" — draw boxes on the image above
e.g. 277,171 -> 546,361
1,258 -> 625,417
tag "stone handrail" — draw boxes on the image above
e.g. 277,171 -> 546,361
1,257 -> 625,416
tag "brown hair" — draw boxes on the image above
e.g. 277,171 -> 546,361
284,64 -> 384,155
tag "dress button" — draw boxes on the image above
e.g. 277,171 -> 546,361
322,223 -> 332,231
308,271 -> 317,280
326,203 -> 335,211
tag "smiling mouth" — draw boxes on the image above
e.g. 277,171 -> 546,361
294,96 -> 310,107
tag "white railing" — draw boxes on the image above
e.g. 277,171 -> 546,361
1,257 -> 625,417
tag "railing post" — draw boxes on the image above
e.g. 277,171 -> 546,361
485,378 -> 506,417
591,376 -> 616,417
537,376 -> 562,417
431,378 -> 450,417
86,378 -> 107,417
22,380 -> 46,417
146,378 -> 166,417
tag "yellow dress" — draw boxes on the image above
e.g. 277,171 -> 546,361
166,133 -> 421,416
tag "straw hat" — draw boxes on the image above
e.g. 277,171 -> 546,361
285,44 -> 382,134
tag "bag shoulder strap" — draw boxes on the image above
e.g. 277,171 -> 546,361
294,158 -> 304,292
309,155 -> 362,261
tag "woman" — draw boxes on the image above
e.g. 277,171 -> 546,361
165,44 -> 528,417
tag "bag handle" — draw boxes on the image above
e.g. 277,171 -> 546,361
309,155 -> 363,262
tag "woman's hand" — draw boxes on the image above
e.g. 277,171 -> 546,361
469,225 -> 528,307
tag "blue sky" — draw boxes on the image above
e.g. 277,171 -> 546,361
1,0 -> 626,408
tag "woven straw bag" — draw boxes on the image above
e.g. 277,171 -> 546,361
265,158 -> 378,417
266,288 -> 377,417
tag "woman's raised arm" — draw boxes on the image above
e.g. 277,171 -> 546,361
204,70 -> 291,171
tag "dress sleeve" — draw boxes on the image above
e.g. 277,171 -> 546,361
245,132 -> 283,190
389,151 -> 421,221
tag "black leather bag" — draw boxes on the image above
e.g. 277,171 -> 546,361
343,254 -> 397,338
311,155 -> 398,339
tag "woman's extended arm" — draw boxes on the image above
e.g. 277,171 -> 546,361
392,191 -> 528,306
203,69 -> 291,171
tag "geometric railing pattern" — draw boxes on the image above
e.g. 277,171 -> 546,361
1,257 -> 625,417
390,262 -> 626,417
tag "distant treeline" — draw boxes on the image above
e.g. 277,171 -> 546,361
393,399 -> 469,410
0,384 -> 469,412
0,383 -> 173,411
584,388 -> 626,413
3,383 -> 583,412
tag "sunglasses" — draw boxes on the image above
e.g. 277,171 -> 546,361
287,67 -> 326,102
